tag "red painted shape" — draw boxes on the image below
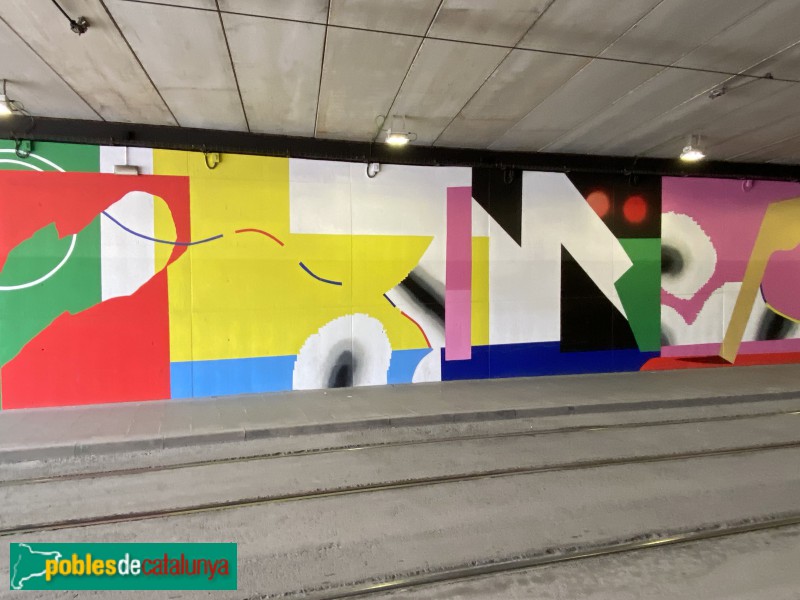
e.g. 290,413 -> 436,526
623,194 -> 648,224
0,171 -> 191,271
235,228 -> 285,246
401,310 -> 432,349
641,352 -> 800,371
586,190 -> 611,218
2,273 -> 171,408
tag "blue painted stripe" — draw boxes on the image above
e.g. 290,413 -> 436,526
442,342 -> 659,381
298,261 -> 342,286
170,355 -> 296,398
102,211 -> 223,246
388,348 -> 432,384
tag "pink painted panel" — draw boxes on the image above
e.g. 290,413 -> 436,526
662,178 -> 800,324
445,186 -> 472,361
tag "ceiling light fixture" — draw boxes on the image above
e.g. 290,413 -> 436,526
680,135 -> 706,162
51,0 -> 89,35
0,95 -> 13,117
0,80 -> 18,117
383,115 -> 416,147
386,131 -> 411,146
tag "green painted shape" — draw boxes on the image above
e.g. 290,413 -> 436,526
0,139 -> 100,172
0,220 -> 102,367
615,238 -> 661,352
0,141 -> 100,408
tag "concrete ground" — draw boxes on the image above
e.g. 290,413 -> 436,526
372,525 -> 800,600
1,365 -> 799,598
2,363 -> 800,461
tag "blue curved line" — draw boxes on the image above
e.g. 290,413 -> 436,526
102,211 -> 223,246
299,261 -> 342,286
383,293 -> 396,307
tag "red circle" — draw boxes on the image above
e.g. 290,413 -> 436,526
623,195 -> 647,224
586,190 -> 610,218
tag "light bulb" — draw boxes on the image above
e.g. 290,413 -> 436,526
0,95 -> 13,116
680,146 -> 705,162
386,131 -> 410,146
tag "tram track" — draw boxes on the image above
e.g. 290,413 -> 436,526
3,406 -> 799,488
3,438 -> 799,537
285,513 -> 800,600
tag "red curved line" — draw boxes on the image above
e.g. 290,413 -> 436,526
235,228 -> 285,246
400,310 -> 432,349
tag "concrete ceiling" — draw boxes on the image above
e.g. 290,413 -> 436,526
2,0 -> 800,163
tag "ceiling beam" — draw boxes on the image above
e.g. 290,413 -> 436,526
2,115 -> 798,181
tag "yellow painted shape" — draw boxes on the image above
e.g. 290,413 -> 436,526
352,234 -> 434,350
720,196 -> 800,362
155,149 -> 435,360
472,236 -> 489,346
153,196 -> 176,272
766,303 -> 800,324
155,150 -> 294,361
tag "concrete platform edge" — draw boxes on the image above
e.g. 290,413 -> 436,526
3,388 -> 798,464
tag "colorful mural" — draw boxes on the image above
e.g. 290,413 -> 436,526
0,140 -> 796,409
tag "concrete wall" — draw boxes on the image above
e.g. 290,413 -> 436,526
1,140 -> 799,409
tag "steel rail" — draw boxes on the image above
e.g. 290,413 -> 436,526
294,513 -> 800,599
3,439 -> 800,537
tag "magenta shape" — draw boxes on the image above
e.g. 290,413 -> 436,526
761,247 -> 800,320
445,186 -> 472,361
662,178 -> 800,324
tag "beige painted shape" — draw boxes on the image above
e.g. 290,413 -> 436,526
720,197 -> 800,362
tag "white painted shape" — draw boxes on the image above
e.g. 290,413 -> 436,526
471,197 -> 489,237
293,314 -> 392,390
352,314 -> 394,388
100,146 -> 154,175
661,211 -> 717,297
489,172 -> 632,344
291,162 -> 467,338
662,291 -> 724,346
348,163 -> 469,236
663,281 -> 800,347
385,283 -> 445,350
412,350 -> 442,383
289,159 -> 469,241
100,192 -> 157,301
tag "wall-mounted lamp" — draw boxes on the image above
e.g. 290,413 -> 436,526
380,115 -> 417,147
386,131 -> 412,146
680,134 -> 706,162
0,80 -> 20,117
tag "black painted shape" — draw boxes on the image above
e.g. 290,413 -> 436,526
756,309 -> 794,341
560,246 -> 638,352
661,244 -> 683,276
566,172 -> 662,239
399,270 -> 445,325
472,167 -> 523,246
328,350 -> 354,388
